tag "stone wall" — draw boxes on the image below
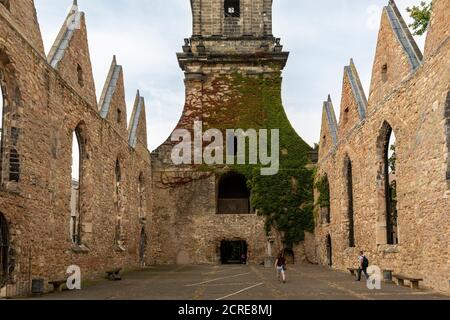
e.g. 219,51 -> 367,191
313,1 -> 450,294
0,2 -> 152,295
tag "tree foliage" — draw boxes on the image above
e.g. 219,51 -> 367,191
406,1 -> 432,36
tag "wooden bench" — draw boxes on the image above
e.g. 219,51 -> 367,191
106,268 -> 122,281
393,274 -> 423,289
348,268 -> 358,276
48,279 -> 67,292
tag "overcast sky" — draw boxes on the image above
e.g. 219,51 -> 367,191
34,0 -> 427,151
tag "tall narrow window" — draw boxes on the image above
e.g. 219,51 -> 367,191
114,159 -> 121,211
117,109 -> 122,124
385,129 -> 398,245
70,129 -> 81,244
77,64 -> 84,87
8,148 -> 19,182
225,0 -> 240,17
345,157 -> 355,247
138,172 -> 146,219
114,159 -> 125,249
316,174 -> 331,224
378,122 -> 398,245
381,64 -> 388,82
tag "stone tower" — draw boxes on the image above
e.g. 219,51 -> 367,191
151,0 -> 313,265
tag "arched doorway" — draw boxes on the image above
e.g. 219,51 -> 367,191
139,227 -> 147,267
217,172 -> 250,214
0,213 -> 9,286
220,240 -> 247,264
326,234 -> 332,267
283,248 -> 295,265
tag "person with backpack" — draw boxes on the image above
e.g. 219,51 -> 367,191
275,252 -> 287,283
356,251 -> 369,281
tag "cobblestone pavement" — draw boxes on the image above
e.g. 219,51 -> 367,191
30,264 -> 448,300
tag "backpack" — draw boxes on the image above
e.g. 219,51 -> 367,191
362,256 -> 369,268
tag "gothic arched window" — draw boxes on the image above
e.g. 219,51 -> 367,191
344,156 -> 355,248
70,125 -> 85,245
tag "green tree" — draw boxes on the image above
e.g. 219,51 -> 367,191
406,1 -> 433,36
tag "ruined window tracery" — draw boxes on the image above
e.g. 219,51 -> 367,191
217,172 -> 251,214
224,0 -> 240,17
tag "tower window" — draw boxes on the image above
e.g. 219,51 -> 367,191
225,0 -> 240,17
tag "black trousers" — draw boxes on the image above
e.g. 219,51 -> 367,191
357,268 -> 369,281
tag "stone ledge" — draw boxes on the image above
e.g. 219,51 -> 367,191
71,244 -> 90,254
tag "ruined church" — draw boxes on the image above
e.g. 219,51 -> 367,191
0,0 -> 448,297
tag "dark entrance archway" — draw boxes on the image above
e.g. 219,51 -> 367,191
217,172 -> 250,214
220,240 -> 247,264
326,234 -> 332,267
283,248 -> 295,265
0,213 -> 9,286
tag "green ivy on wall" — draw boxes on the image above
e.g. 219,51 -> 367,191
201,72 -> 315,247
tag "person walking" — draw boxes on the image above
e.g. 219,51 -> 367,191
356,251 -> 369,281
275,252 -> 287,283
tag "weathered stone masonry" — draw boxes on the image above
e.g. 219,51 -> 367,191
0,1 -> 152,295
313,0 -> 449,293
151,0 -> 313,265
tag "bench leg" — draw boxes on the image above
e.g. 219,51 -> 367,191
397,279 -> 405,287
411,281 -> 419,290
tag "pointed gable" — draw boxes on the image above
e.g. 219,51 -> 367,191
318,96 -> 338,161
98,56 -> 127,136
128,91 -> 148,149
47,3 -> 97,106
1,0 -> 45,56
339,59 -> 368,138
368,0 -> 423,106
424,0 -> 450,57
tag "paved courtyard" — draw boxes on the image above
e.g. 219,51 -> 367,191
32,264 -> 448,300
29,265 -> 450,300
